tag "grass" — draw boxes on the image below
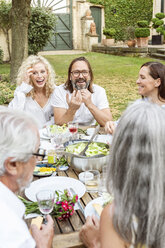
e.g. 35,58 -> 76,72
0,52 -> 164,119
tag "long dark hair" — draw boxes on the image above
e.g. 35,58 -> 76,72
64,57 -> 94,93
141,61 -> 165,101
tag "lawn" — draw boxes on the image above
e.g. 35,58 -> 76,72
0,52 -> 164,120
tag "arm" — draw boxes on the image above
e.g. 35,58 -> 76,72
8,83 -> 33,110
79,215 -> 101,248
54,90 -> 82,125
31,215 -> 54,248
80,89 -> 112,127
100,203 -> 128,248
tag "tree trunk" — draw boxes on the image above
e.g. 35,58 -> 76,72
10,0 -> 31,84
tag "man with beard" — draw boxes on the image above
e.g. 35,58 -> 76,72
53,57 -> 112,126
0,107 -> 54,248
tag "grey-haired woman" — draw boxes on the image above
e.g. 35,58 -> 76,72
80,102 -> 165,248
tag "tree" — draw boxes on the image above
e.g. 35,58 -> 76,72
10,0 -> 31,84
0,0 -> 12,61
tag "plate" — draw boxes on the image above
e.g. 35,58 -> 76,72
83,134 -> 113,145
84,197 -> 104,218
94,134 -> 113,145
33,164 -> 56,177
25,177 -> 86,202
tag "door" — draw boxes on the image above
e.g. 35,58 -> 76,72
90,6 -> 102,43
44,12 -> 73,50
32,0 -> 73,50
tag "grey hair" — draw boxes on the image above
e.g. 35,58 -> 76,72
0,107 -> 39,176
107,102 -> 165,247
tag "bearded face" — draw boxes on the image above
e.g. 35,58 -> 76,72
71,77 -> 90,90
70,61 -> 91,91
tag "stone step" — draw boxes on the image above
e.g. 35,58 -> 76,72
156,49 -> 165,54
150,53 -> 165,60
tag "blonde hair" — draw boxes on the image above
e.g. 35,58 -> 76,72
16,55 -> 56,98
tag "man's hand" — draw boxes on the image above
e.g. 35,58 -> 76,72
79,215 -> 100,248
31,215 -> 54,248
80,89 -> 92,107
66,90 -> 82,111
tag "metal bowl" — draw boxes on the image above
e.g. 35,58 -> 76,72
64,139 -> 110,172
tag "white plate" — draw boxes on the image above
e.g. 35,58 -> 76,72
83,134 -> 113,145
85,197 -> 104,218
25,177 -> 86,202
94,134 -> 113,145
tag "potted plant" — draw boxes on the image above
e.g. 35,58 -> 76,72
151,12 -> 165,45
126,26 -> 136,47
135,20 -> 150,47
102,28 -> 116,46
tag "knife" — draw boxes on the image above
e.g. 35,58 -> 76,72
69,187 -> 85,216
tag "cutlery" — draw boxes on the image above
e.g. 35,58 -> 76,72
69,187 -> 85,215
79,125 -> 100,156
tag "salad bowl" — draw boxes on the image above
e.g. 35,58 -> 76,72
63,140 -> 110,172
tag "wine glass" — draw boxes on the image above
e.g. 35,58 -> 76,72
36,189 -> 55,223
68,121 -> 78,141
51,133 -> 63,149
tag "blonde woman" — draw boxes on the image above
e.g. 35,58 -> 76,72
9,55 -> 56,129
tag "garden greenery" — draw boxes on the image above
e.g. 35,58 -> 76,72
28,7 -> 56,55
88,0 -> 153,41
0,2 -> 56,56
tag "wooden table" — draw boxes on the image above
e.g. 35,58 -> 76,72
25,126 -> 107,247
25,167 -> 99,248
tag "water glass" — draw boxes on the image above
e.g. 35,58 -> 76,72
98,165 -> 107,196
85,170 -> 100,193
51,133 -> 63,149
36,190 -> 55,217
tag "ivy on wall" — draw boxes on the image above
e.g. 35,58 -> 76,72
88,0 -> 153,41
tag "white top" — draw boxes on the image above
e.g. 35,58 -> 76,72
52,84 -> 109,125
0,182 -> 36,248
8,82 -> 56,129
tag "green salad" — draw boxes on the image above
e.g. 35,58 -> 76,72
49,124 -> 68,134
65,142 -> 109,157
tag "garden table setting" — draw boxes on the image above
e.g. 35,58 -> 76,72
20,124 -> 113,248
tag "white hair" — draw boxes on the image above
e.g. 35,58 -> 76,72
0,106 -> 39,176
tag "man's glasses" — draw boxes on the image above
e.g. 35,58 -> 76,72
71,70 -> 89,78
32,148 -> 46,159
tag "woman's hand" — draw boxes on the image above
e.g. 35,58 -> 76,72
105,121 -> 116,135
23,67 -> 34,84
79,215 -> 101,248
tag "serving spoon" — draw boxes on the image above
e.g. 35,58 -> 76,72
79,125 -> 100,156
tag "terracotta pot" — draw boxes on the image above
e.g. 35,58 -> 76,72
136,37 -> 148,47
102,38 -> 115,46
127,40 -> 136,47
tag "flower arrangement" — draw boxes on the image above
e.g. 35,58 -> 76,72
19,189 -> 78,221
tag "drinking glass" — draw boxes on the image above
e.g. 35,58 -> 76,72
85,170 -> 100,193
51,133 -> 63,149
36,190 -> 55,223
98,165 -> 107,196
68,122 -> 78,140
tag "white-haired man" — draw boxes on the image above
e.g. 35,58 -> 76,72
0,107 -> 54,248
